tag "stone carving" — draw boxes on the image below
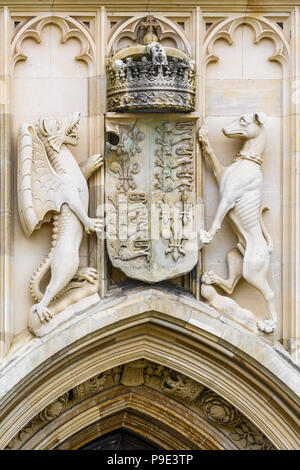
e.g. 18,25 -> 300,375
139,15 -> 162,46
121,360 -> 147,386
201,284 -> 256,330
230,423 -> 276,450
73,367 -> 122,400
204,15 -> 289,67
106,118 -> 198,283
154,121 -> 194,192
108,15 -> 190,58
147,41 -> 168,65
18,112 -> 103,336
12,14 -> 95,66
106,17 -> 195,113
199,113 -> 277,334
5,392 -> 69,449
106,121 -> 145,191
198,389 -> 243,426
160,373 -> 204,402
5,360 -> 275,451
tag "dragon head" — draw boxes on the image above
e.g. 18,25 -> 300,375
38,112 -> 81,152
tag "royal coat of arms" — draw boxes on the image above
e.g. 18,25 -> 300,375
105,117 -> 198,283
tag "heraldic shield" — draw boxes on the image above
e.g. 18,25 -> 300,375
105,116 -> 199,283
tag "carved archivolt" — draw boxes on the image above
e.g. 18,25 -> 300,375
204,15 -> 290,66
107,14 -> 191,57
11,14 -> 96,66
5,360 -> 275,451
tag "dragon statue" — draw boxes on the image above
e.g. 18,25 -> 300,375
18,112 -> 103,335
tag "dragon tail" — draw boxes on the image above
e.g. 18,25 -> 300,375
29,214 -> 59,302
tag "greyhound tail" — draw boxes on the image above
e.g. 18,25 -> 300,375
260,206 -> 273,253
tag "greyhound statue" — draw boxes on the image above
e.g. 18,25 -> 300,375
199,112 -> 277,334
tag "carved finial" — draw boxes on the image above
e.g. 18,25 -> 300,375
140,15 -> 160,44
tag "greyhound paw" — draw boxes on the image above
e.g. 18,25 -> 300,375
30,304 -> 53,324
201,270 -> 217,285
200,230 -> 213,244
89,153 -> 103,171
75,267 -> 98,284
257,319 -> 276,334
198,125 -> 209,144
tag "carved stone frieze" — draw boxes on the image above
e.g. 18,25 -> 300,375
107,90 -> 195,114
197,389 -> 243,426
105,117 -> 198,283
5,392 -> 69,449
5,360 -> 275,451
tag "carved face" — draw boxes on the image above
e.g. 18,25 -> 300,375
222,112 -> 267,140
39,112 -> 80,151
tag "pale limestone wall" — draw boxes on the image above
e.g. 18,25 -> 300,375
0,2 -> 297,365
13,25 -> 91,333
5,10 -> 292,339
0,0 -> 299,451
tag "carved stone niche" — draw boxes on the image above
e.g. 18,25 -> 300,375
106,16 -> 195,112
5,360 -> 276,451
105,116 -> 198,283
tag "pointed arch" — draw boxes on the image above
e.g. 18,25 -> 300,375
0,288 -> 299,450
204,15 -> 289,67
107,14 -> 191,57
11,14 -> 95,67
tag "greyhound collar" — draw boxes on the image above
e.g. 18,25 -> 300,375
235,151 -> 263,166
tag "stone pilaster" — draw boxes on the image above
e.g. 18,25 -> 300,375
0,6 -> 12,359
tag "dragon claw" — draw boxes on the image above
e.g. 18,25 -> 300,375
257,319 -> 276,334
75,267 -> 98,284
200,229 -> 213,244
198,125 -> 209,144
201,271 -> 217,285
85,217 -> 103,234
31,304 -> 53,324
90,153 -> 103,171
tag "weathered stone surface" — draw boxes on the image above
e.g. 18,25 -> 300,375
106,17 -> 195,113
105,116 -> 198,283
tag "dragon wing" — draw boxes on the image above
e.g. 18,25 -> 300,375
18,124 -> 65,237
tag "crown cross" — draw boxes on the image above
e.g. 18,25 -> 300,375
140,16 -> 160,36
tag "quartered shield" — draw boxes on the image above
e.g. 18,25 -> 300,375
105,116 -> 198,283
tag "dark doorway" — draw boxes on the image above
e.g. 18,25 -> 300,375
78,429 -> 162,450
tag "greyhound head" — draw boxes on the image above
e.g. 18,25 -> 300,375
222,112 -> 267,140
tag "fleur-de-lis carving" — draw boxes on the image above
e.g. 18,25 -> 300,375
107,121 -> 145,192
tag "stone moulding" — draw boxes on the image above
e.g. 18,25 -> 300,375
0,286 -> 299,450
204,14 -> 290,66
11,13 -> 96,66
4,360 -> 276,450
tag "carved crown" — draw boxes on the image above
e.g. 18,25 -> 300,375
106,16 -> 195,113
